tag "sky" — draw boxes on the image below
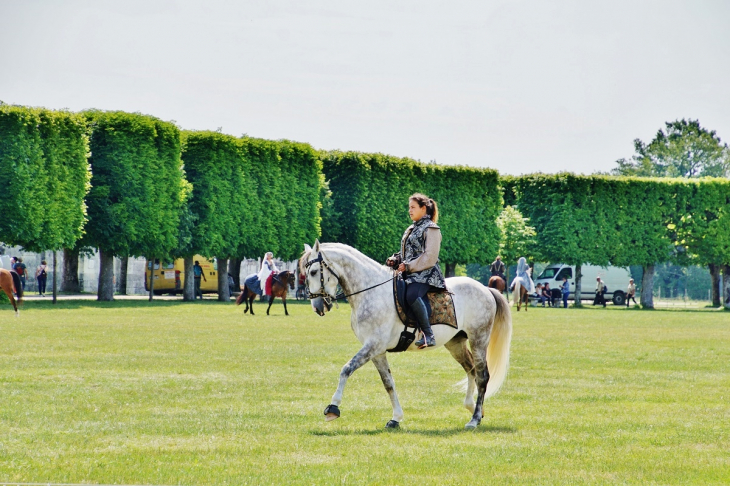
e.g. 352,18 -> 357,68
1,0 -> 729,175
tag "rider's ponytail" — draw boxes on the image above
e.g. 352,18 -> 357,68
409,193 -> 439,224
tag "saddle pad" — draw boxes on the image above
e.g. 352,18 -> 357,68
393,277 -> 458,330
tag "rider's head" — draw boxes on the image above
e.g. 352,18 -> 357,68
409,193 -> 439,223
496,256 -> 501,261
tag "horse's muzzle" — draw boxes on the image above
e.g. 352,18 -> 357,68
311,297 -> 332,316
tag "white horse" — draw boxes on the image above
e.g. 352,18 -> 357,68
300,241 -> 512,430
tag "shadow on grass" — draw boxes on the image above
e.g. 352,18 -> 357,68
310,424 -> 517,436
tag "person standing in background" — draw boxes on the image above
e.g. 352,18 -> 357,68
14,257 -> 27,291
36,259 -> 48,296
193,260 -> 207,300
626,278 -> 637,307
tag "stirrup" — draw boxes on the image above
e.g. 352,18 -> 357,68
415,333 -> 436,349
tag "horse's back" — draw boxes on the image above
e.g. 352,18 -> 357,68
445,276 -> 497,332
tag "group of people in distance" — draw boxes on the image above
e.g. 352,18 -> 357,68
7,256 -> 48,297
490,257 -> 638,308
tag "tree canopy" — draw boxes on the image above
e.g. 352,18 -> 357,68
613,119 -> 729,178
0,104 -> 90,252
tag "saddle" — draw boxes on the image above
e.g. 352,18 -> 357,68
388,275 -> 458,353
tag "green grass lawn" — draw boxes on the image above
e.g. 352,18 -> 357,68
1,299 -> 728,484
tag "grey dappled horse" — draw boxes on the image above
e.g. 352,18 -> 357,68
300,241 -> 512,430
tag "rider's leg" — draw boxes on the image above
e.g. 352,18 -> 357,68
406,283 -> 435,348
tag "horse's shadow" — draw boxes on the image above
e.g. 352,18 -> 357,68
309,425 -> 517,436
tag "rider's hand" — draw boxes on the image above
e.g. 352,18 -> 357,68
397,263 -> 406,272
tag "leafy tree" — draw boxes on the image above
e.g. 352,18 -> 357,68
0,104 -> 91,299
613,119 -> 729,178
496,206 -> 537,288
83,111 -> 187,301
180,131 -> 249,301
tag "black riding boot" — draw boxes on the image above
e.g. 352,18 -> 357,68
412,297 -> 436,349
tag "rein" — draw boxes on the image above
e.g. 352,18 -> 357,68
304,251 -> 395,305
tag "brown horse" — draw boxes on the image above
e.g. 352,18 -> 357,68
0,269 -> 23,317
488,275 -> 506,293
236,270 -> 296,316
512,283 -> 530,312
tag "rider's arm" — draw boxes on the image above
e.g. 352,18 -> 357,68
404,228 -> 441,273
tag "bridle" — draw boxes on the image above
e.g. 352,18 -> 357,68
304,252 -> 341,307
304,251 -> 396,307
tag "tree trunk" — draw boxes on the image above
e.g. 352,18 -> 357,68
445,263 -> 456,278
218,258 -> 230,301
148,256 -> 155,301
641,264 -> 655,309
709,264 -> 721,307
183,256 -> 195,301
61,247 -> 80,292
722,265 -> 730,309
97,250 -> 115,301
228,258 -> 242,290
52,250 -> 58,304
118,256 -> 128,295
574,263 -> 583,307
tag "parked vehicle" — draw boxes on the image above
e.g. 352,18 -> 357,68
534,264 -> 633,305
144,256 -> 222,295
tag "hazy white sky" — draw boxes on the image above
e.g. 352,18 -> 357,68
1,0 -> 728,175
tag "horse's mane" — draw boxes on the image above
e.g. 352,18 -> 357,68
299,242 -> 389,275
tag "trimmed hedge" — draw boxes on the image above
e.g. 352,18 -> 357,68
321,151 -> 502,265
0,104 -> 90,252
83,111 -> 186,259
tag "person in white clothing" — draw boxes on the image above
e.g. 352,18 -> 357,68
257,252 -> 278,296
509,257 -> 535,294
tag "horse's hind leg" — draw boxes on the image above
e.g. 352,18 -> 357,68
466,334 -> 490,430
249,296 -> 255,315
444,334 -> 476,414
371,354 -> 404,428
2,286 -> 18,317
282,297 -> 288,316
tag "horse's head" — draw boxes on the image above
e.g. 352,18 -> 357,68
300,240 -> 339,316
283,270 -> 295,290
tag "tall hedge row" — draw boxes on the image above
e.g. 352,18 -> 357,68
83,111 -> 188,300
510,174 -> 730,307
0,104 -> 90,252
238,137 -> 323,261
321,151 -> 502,267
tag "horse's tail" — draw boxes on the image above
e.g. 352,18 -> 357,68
235,287 -> 247,306
11,270 -> 23,303
486,288 -> 512,399
511,280 -> 521,305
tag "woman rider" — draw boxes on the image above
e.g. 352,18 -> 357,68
257,252 -> 278,296
387,193 -> 445,349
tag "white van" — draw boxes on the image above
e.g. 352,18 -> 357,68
534,264 -> 633,305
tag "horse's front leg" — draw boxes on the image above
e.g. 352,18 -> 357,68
371,354 -> 404,428
325,342 -> 379,421
282,297 -> 288,316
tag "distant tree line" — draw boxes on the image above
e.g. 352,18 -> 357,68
2,104 -> 729,309
504,174 -> 730,308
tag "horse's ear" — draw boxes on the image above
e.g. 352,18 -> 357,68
304,243 -> 312,253
313,240 -> 320,252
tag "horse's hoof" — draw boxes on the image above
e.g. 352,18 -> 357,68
324,404 -> 340,422
385,420 -> 400,429
465,421 -> 479,430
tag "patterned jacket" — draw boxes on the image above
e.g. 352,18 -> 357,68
398,215 -> 446,288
